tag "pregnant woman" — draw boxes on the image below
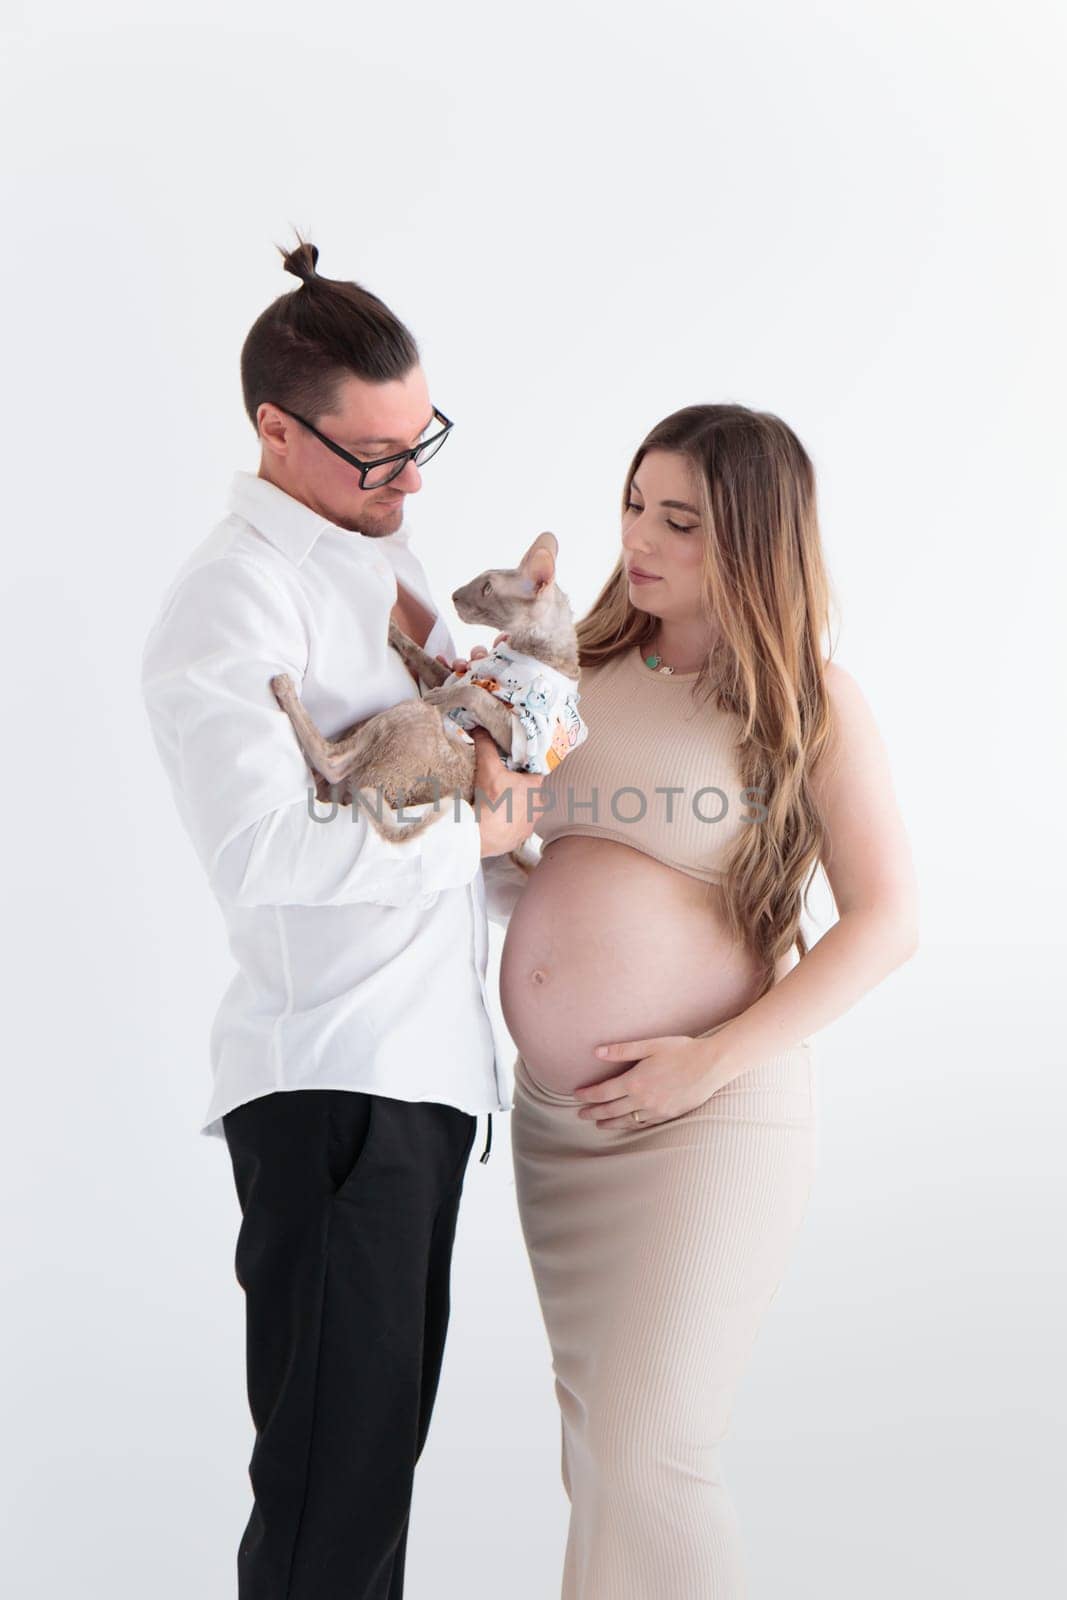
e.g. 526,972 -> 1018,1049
449,404 -> 919,1597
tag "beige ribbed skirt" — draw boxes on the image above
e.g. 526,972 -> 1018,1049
510,1022 -> 818,1599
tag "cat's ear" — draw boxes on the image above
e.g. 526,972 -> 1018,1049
518,530 -> 558,593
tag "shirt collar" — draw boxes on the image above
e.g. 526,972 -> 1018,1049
226,470 -> 413,567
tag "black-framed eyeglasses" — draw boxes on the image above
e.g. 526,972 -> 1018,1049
274,403 -> 453,489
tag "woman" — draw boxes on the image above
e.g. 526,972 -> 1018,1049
448,404 -> 919,1597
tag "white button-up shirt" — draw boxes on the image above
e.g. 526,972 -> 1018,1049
141,470 -> 530,1145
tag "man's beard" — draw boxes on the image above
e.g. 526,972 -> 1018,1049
333,498 -> 403,537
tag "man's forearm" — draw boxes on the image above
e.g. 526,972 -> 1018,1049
210,786 -> 482,910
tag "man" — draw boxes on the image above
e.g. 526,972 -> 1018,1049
140,236 -> 541,1599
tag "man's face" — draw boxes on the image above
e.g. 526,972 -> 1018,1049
257,365 -> 435,537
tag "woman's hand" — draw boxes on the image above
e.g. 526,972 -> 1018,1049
572,1035 -> 721,1129
435,632 -> 509,676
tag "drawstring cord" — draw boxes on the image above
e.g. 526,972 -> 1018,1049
479,1112 -> 493,1164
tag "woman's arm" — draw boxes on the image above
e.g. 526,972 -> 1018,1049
695,660 -> 920,1083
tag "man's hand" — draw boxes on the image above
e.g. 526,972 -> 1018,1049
469,727 -> 546,858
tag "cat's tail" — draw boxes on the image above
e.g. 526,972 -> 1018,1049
355,788 -> 456,845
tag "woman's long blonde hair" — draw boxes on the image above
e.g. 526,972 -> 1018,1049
576,404 -> 840,996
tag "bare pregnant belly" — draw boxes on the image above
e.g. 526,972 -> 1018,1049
499,836 -> 786,1097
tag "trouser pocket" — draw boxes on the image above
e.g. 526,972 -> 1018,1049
325,1090 -> 376,1199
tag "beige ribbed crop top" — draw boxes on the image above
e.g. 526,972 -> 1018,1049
534,644 -> 754,886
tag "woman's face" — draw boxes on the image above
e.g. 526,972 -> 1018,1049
620,449 -> 706,620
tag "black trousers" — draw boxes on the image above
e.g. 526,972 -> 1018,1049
222,1087 -> 478,1600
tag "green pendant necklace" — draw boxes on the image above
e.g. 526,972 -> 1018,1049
643,638 -> 675,674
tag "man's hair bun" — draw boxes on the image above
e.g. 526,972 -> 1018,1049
242,230 -> 420,434
280,233 -> 320,285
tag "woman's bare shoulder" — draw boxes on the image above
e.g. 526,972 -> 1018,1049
820,658 -> 881,739
823,656 -> 861,698
813,658 -> 918,938
809,658 -> 891,801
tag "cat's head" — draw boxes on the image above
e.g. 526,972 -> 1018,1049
451,533 -> 578,674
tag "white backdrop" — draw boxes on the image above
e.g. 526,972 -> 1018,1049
2,2 -> 1064,1595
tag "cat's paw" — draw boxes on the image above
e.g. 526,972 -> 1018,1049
270,673 -> 295,708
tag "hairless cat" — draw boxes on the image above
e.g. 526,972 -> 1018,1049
269,531 -> 584,857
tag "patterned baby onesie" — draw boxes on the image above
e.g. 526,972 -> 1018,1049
438,643 -> 589,774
